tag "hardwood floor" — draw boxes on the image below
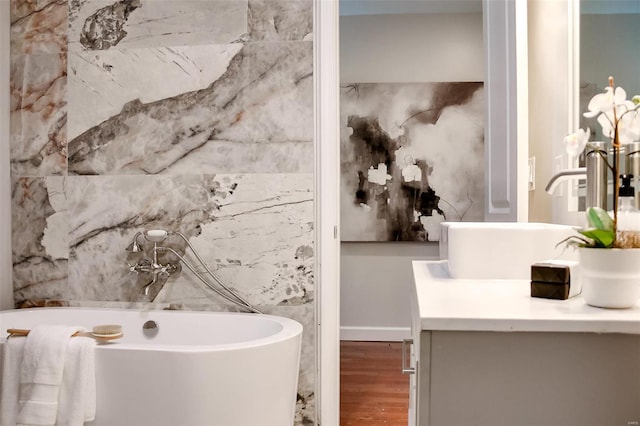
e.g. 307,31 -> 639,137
340,341 -> 410,426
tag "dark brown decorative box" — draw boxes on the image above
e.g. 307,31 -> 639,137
530,281 -> 570,300
530,261 -> 580,300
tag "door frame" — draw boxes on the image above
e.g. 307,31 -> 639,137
314,1 -> 340,425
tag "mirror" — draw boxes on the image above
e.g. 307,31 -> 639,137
577,0 -> 640,210
579,0 -> 640,137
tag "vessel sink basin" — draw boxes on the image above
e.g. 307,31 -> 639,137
440,222 -> 578,279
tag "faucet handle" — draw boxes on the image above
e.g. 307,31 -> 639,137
158,262 -> 181,278
128,259 -> 152,274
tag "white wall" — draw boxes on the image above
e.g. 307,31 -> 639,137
0,0 -> 12,310
527,0 -> 570,223
340,12 -> 484,340
527,0 -> 580,225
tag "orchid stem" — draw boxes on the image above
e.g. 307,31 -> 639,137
609,77 -> 620,235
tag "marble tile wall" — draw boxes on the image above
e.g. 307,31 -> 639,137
9,0 -> 315,423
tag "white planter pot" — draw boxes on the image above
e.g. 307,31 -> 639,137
579,248 -> 640,308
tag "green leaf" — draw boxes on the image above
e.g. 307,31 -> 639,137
556,234 -> 596,248
586,206 -> 614,232
580,227 -> 615,247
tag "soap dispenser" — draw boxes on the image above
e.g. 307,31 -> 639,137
617,174 -> 638,231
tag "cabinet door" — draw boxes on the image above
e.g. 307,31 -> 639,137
428,331 -> 640,425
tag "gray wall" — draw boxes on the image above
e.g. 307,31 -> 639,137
581,13 -> 640,97
339,12 -> 484,340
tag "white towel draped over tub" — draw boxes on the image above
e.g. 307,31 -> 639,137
0,325 -> 96,426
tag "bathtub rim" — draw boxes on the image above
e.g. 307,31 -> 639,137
0,307 -> 303,352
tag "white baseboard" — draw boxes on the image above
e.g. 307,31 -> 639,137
340,326 -> 411,342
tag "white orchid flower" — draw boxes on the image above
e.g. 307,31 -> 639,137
595,99 -> 640,145
596,113 -> 614,139
582,82 -> 640,146
619,107 -> 640,144
564,127 -> 591,158
564,77 -> 640,244
584,86 -> 628,118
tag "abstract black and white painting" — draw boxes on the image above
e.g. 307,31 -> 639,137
340,82 -> 485,242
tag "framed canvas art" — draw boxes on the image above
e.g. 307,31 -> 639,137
340,82 -> 485,242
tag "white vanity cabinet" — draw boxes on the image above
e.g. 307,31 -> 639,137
409,260 -> 640,426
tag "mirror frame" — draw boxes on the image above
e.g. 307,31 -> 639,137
484,0 -> 528,222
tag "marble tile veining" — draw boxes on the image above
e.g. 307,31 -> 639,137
11,0 -> 315,422
69,175 -> 226,242
247,0 -> 313,42
68,44 -> 242,139
156,173 -> 314,306
162,140 -> 314,174
69,0 -> 248,51
10,0 -> 68,55
77,0 -> 142,50
62,174 -> 312,303
67,44 -> 243,139
12,177 -> 69,303
215,42 -> 313,143
65,174 -> 214,299
68,41 -> 312,175
10,53 -> 67,176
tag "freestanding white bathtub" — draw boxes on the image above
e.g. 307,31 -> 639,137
0,308 -> 303,426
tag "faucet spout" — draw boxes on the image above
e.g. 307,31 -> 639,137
545,167 -> 587,194
143,275 -> 158,296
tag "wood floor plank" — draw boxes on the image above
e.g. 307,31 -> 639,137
340,341 -> 409,426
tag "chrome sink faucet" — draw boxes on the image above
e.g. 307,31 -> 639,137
544,167 -> 586,193
545,142 -> 608,211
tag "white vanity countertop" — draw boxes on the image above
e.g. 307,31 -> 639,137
412,260 -> 640,334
